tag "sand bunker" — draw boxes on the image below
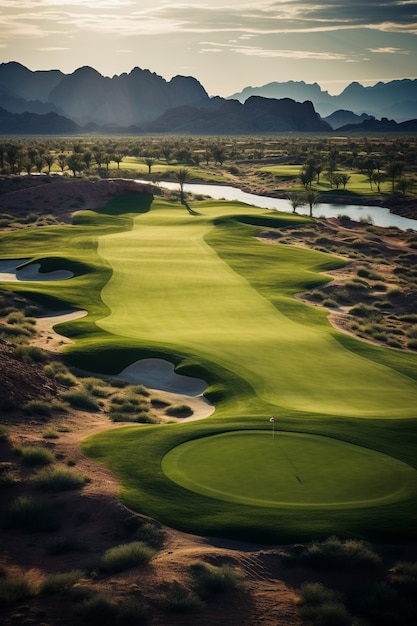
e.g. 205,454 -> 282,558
116,358 -> 213,421
0,259 -> 73,282
118,358 -> 208,396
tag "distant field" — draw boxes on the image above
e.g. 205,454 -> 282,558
1,192 -> 416,542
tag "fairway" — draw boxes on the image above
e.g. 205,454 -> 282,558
162,431 -> 417,507
2,191 -> 417,542
96,199 -> 417,417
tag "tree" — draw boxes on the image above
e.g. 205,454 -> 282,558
57,153 -> 67,173
144,157 -> 155,174
67,154 -> 83,177
6,143 -> 21,174
113,153 -> 124,169
212,145 -> 227,166
93,150 -> 104,169
372,172 -> 384,193
287,192 -> 303,214
34,156 -> 45,174
83,150 -> 93,172
397,178 -> 410,197
175,167 -> 190,204
304,189 -> 320,218
386,161 -> 405,193
44,154 -> 55,174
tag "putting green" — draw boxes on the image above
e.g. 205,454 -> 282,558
162,431 -> 417,508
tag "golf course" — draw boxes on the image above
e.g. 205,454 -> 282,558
2,190 -> 417,543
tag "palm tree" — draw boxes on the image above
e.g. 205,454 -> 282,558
304,189 -> 320,218
175,167 -> 190,204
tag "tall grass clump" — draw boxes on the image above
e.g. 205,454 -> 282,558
390,561 -> 417,590
16,445 -> 54,466
44,362 -> 77,387
99,541 -> 156,573
31,467 -> 90,491
296,582 -> 351,626
0,425 -> 9,441
22,398 -> 53,417
6,496 -> 61,532
165,404 -> 193,418
189,561 -> 244,596
0,574 -> 33,606
12,345 -> 47,363
161,581 -> 205,613
77,593 -> 119,626
299,536 -> 381,570
60,390 -> 100,411
39,570 -> 83,594
81,377 -> 110,398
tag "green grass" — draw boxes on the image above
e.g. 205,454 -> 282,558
1,191 -> 417,543
161,431 -> 417,508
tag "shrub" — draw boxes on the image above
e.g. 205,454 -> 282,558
321,298 -> 338,308
99,541 -> 155,573
117,598 -> 150,626
161,581 -> 205,613
23,399 -> 52,416
406,325 -> 417,339
77,593 -> 119,626
82,377 -> 110,397
387,287 -> 403,300
0,575 -> 33,606
190,561 -> 244,596
42,428 -> 60,439
0,468 -> 19,487
44,362 -> 77,387
390,561 -> 417,589
0,425 -> 9,441
298,600 -> 352,626
6,496 -> 61,532
31,467 -> 90,491
150,396 -> 170,408
16,445 -> 54,466
39,570 -> 83,594
131,384 -> 150,396
60,390 -> 100,411
299,536 -> 381,570
408,339 -> 417,350
12,345 -> 47,363
165,404 -> 193,418
349,303 -> 379,319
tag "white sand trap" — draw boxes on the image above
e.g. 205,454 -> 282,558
117,358 -> 213,421
0,259 -> 73,282
36,309 -> 87,333
118,358 -> 208,396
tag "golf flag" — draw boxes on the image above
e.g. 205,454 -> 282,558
269,417 -> 275,423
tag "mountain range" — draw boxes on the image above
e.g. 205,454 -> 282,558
0,62 -> 416,134
229,80 -> 417,122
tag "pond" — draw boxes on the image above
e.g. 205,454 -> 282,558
142,180 -> 416,232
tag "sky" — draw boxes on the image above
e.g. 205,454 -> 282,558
0,0 -> 416,97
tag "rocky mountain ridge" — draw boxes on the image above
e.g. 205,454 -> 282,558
0,62 -> 415,133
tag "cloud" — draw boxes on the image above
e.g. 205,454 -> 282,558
0,0 -> 134,7
37,46 -> 70,51
2,1 -> 417,40
200,41 -> 363,62
367,46 -> 411,54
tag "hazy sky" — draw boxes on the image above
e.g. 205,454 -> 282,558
1,0 -> 416,96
